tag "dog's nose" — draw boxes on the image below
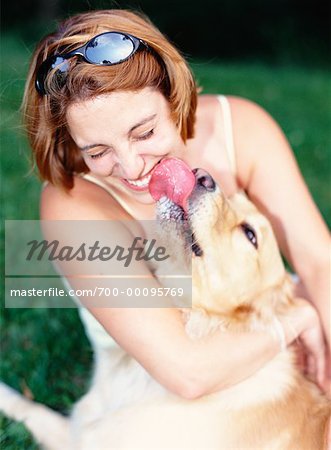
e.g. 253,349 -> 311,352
193,168 -> 216,192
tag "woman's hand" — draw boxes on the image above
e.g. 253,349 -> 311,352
281,297 -> 329,393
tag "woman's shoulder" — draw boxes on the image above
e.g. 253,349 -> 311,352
195,94 -> 267,139
225,95 -> 286,152
195,94 -> 276,147
196,94 -> 287,188
198,94 -> 271,121
40,175 -> 124,220
198,94 -> 284,150
227,96 -> 277,127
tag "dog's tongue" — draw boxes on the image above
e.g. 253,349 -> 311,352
149,158 -> 195,210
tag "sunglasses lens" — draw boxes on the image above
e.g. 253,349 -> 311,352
51,56 -> 70,72
85,33 -> 135,64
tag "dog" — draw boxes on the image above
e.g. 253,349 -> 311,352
0,160 -> 330,449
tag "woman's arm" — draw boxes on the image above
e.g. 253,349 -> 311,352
41,178 -> 325,398
231,97 -> 330,350
88,300 -> 324,399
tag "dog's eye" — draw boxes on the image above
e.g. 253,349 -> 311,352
240,223 -> 258,249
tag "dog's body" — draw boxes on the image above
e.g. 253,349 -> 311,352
1,167 -> 330,449
1,310 -> 328,449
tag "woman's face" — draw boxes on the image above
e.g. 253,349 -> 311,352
66,87 -> 186,204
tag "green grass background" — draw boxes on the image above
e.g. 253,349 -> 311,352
0,33 -> 330,448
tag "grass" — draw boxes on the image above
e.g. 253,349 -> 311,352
0,32 -> 330,448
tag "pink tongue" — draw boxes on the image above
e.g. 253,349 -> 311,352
149,158 -> 196,210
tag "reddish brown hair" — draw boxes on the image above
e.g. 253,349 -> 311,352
22,9 -> 198,190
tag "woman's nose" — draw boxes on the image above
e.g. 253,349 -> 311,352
115,149 -> 145,180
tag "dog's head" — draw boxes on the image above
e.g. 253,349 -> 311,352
150,159 -> 290,316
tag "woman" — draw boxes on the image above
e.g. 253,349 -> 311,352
23,9 -> 330,398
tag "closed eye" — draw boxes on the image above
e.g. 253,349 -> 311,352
86,145 -> 114,159
89,150 -> 106,159
240,222 -> 258,249
89,149 -> 109,159
136,129 -> 154,141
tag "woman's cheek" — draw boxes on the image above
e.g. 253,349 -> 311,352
83,154 -> 115,176
140,139 -> 168,156
143,132 -> 180,156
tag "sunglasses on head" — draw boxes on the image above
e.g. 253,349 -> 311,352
35,31 -> 148,95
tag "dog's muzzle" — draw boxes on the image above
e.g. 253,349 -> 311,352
156,168 -> 217,257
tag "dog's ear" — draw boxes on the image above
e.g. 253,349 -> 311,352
277,274 -> 296,308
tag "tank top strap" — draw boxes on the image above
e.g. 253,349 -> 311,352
217,95 -> 237,176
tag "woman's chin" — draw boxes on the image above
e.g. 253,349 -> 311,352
134,190 -> 156,205
122,185 -> 155,205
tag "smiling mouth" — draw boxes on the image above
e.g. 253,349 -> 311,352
124,172 -> 153,189
122,161 -> 162,190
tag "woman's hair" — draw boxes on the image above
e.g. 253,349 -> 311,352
23,9 -> 198,190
